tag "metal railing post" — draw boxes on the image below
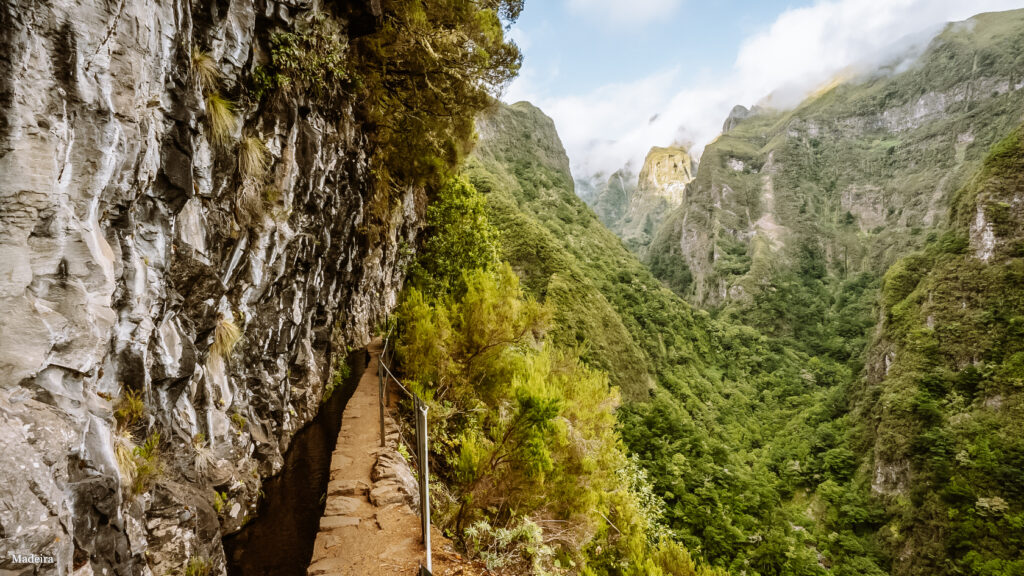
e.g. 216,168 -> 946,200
416,398 -> 432,572
378,345 -> 386,448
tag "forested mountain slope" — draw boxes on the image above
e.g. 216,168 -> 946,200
466,32 -> 1024,569
856,123 -> 1024,576
647,9 -> 1024,365
467,101 -> 867,575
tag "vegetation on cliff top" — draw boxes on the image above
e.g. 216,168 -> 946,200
249,0 -> 522,196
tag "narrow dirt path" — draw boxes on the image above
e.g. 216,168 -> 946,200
307,340 -> 485,576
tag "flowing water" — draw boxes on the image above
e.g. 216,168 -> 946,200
223,348 -> 367,576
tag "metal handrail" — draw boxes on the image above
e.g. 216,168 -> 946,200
377,325 -> 432,572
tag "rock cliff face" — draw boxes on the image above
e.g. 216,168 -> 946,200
0,1 -> 422,574
576,168 -> 636,236
856,123 -> 1024,576
578,146 -> 693,255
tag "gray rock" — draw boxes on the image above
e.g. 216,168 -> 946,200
369,447 -> 419,509
0,0 -> 416,573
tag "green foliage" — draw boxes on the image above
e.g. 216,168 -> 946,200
252,14 -> 348,103
323,350 -> 351,403
229,412 -> 247,435
858,122 -> 1024,576
466,101 -> 883,575
645,8 -> 1024,368
184,556 -> 212,576
647,247 -> 693,297
348,0 -> 522,188
395,262 -> 717,574
131,433 -> 163,495
204,92 -> 237,148
114,389 -> 145,431
213,490 -> 229,514
394,11 -> 1024,575
464,518 -> 553,573
407,175 -> 500,296
623,20 -> 1024,573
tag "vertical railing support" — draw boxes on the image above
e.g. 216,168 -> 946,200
378,346 -> 386,448
416,398 -> 432,572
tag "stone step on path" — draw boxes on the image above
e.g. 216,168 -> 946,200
306,339 -> 465,576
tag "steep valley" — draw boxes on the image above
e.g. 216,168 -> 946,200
568,8 -> 1024,576
2,2 -> 1024,576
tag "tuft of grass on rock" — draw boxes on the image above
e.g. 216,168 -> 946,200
192,434 -> 216,478
114,433 -> 137,488
234,181 -> 265,229
184,556 -> 213,576
211,315 -> 242,359
205,92 -> 237,147
238,136 -> 269,180
191,47 -> 220,95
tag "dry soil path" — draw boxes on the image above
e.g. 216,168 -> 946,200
306,339 -> 487,576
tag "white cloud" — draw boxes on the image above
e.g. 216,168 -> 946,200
565,0 -> 684,26
509,0 -> 1024,178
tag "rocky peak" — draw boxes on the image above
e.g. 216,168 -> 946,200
577,146 -> 695,255
636,146 -> 694,205
722,104 -> 751,133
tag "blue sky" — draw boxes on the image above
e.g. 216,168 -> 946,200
508,1 -> 803,97
503,0 -> 1024,178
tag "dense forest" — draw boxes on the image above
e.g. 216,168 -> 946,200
388,7 -> 1024,576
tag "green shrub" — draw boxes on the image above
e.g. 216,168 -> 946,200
252,14 -> 348,103
323,351 -> 351,403
114,389 -> 145,431
213,490 -> 229,514
406,175 -> 500,297
349,0 -> 523,188
464,518 -> 552,573
131,433 -> 163,495
229,412 -> 247,435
